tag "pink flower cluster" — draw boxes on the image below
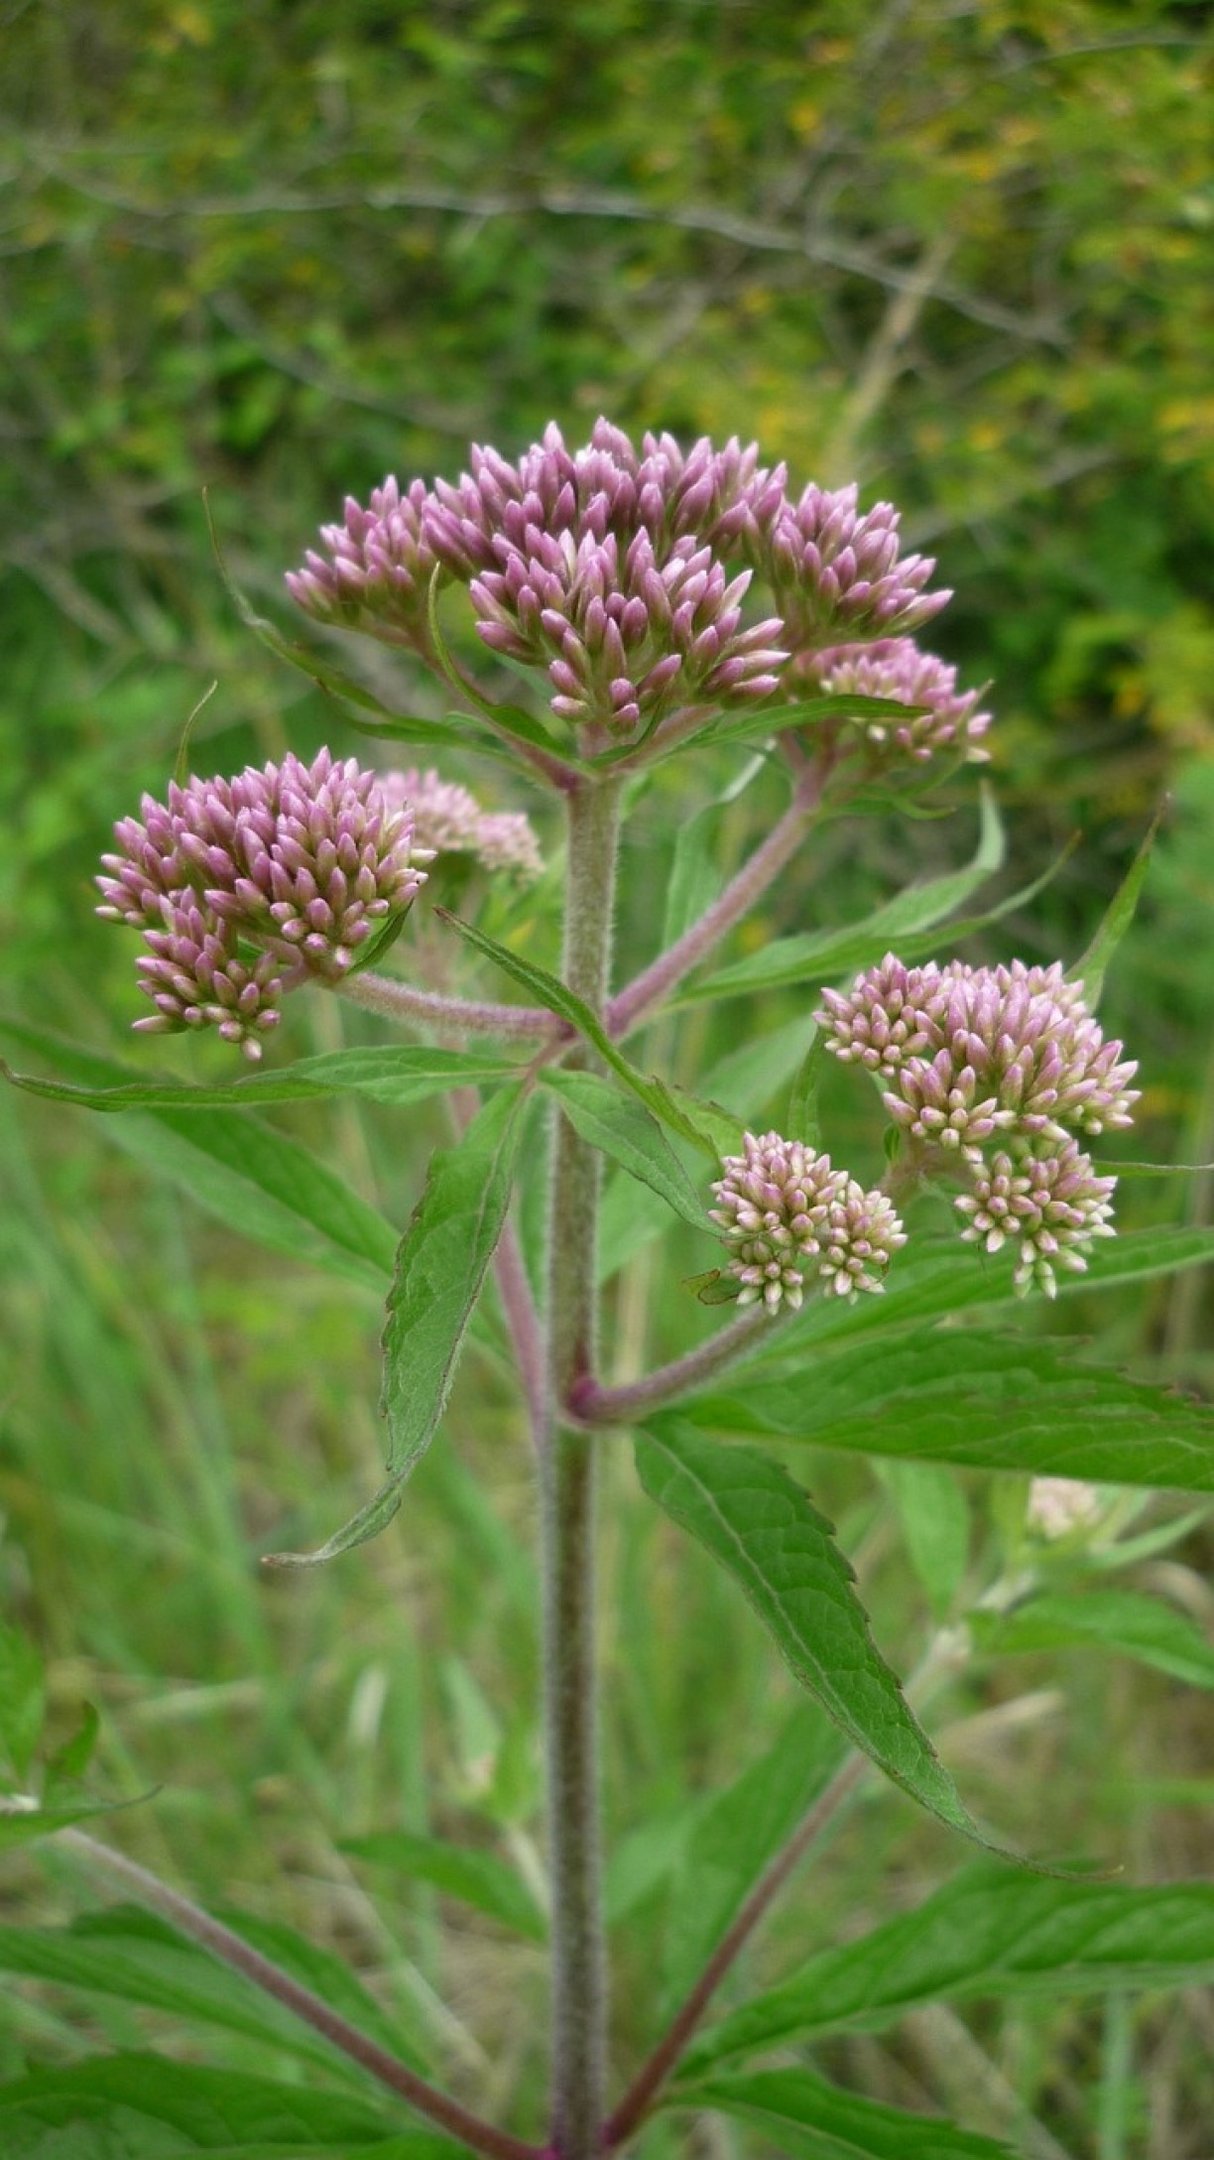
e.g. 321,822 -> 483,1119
287,421 -> 981,761
97,751 -> 428,1059
819,954 -> 1138,1294
710,1130 -> 906,1313
379,768 -> 543,883
812,638 -> 992,764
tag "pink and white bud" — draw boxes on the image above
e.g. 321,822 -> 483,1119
710,1131 -> 904,1313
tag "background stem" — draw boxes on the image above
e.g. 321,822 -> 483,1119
542,777 -> 622,2160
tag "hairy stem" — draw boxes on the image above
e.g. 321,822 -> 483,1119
542,777 -> 622,2159
606,763 -> 824,1041
55,1828 -> 543,2160
338,969 -> 561,1040
570,1305 -> 774,1427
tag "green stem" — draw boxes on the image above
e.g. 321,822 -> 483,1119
542,777 -> 622,2159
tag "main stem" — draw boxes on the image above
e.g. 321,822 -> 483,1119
542,778 -> 622,2159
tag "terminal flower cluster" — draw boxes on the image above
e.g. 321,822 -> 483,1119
287,421 -> 966,759
379,767 -> 543,882
710,1130 -> 906,1313
819,954 -> 1138,1293
97,751 -> 428,1058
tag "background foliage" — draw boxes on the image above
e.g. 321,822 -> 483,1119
2,2 -> 1213,2152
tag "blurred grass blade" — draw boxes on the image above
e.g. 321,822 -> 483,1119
1069,807 -> 1163,1007
342,1830 -> 547,1940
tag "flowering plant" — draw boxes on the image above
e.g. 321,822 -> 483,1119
5,419 -> 1214,2160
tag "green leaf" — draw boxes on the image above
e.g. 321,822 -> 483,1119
1069,808 -> 1162,1007
684,1866 -> 1214,2073
0,1798 -> 130,1850
539,1069 -> 707,1228
634,1419 -> 990,1847
685,785 -> 1003,1003
0,2051 -> 438,2155
435,910 -> 721,1155
269,1086 -> 525,1564
0,1905 -> 420,2081
342,1830 -> 547,1940
972,1588 -> 1214,1688
662,1703 -> 846,2003
673,2066 -> 1015,2159
694,691 -> 936,755
787,1028 -> 829,1146
1,1015 -> 399,1287
662,799 -> 729,945
684,1326 -> 1214,1494
43,1704 -> 101,1795
0,1623 -> 43,1782
2,1039 -> 519,1112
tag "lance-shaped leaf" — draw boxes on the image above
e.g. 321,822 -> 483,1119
634,1419 -> 991,1848
539,1069 -> 707,1228
435,911 -> 723,1156
674,691 -> 936,756
2,1033 -> 519,1113
268,1086 -> 525,1565
672,2066 -> 1016,2159
683,1867 -> 1214,2072
685,785 -> 1003,1003
971,1587 -> 1214,1688
342,1830 -> 547,1940
1069,807 -> 1161,1007
682,1330 -> 1214,1494
0,2052 -> 453,2154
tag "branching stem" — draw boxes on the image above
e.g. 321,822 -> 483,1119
570,1305 -> 775,1427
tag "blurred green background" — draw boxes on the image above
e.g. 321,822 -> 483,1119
2,3 -> 1214,2152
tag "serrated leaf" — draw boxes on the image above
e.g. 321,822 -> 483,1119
0,1622 -> 43,1782
972,1587 -> 1214,1688
685,785 -> 1003,1003
539,1069 -> 706,1228
1069,808 -> 1162,1007
684,1328 -> 1214,1494
0,2052 -> 424,2154
342,1830 -> 547,1940
268,1086 -> 524,1565
635,1420 -> 992,1847
672,2066 -> 1016,2158
684,1867 -> 1214,2072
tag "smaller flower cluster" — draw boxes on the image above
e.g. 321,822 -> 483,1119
97,751 -> 428,1058
1026,1475 -> 1104,1541
819,954 -> 1138,1294
710,1130 -> 906,1313
379,767 -> 543,882
813,638 -> 992,765
284,478 -> 437,647
762,484 -> 949,648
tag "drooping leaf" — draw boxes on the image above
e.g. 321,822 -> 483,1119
683,1329 -> 1214,1495
971,1588 -> 1214,1689
0,1622 -> 44,1782
268,1086 -> 525,1564
634,1420 -> 992,1847
342,1830 -> 547,1941
672,2066 -> 1016,2159
661,1702 -> 846,2004
0,2051 -> 440,2155
683,1867 -> 1214,2073
539,1069 -> 707,1229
